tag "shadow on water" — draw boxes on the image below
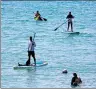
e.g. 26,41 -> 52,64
26,67 -> 36,72
64,33 -> 80,41
14,66 -> 37,72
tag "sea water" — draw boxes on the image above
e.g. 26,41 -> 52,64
1,1 -> 96,88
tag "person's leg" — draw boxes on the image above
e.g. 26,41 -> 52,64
71,22 -> 73,32
32,51 -> 36,65
67,22 -> 69,31
67,22 -> 70,31
26,51 -> 31,66
18,63 -> 26,66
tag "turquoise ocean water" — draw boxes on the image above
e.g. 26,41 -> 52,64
1,1 -> 96,88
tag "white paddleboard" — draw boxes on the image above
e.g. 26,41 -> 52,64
65,31 -> 80,34
14,61 -> 48,69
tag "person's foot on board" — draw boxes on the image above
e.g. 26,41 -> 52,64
18,62 -> 20,66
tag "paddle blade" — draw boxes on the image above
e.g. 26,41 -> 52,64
54,27 -> 58,31
43,18 -> 47,21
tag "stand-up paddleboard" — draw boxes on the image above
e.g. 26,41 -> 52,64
14,61 -> 48,69
65,31 -> 80,34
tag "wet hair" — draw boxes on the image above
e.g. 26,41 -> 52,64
73,73 -> 77,77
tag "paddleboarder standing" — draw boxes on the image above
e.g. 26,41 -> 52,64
26,36 -> 36,66
66,12 -> 74,32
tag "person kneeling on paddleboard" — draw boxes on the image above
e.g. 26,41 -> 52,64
66,12 -> 74,32
71,73 -> 82,86
26,36 -> 36,66
35,11 -> 42,20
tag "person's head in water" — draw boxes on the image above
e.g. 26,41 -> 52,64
30,36 -> 32,41
73,73 -> 77,78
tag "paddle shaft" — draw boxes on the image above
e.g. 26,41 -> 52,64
54,22 -> 65,31
57,23 -> 64,28
33,33 -> 36,41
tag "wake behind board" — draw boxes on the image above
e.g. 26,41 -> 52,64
14,61 -> 48,69
65,31 -> 80,34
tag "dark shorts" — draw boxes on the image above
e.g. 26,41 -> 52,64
28,51 -> 35,57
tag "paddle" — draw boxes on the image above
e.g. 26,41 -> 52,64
54,23 -> 64,31
42,18 -> 47,21
54,22 -> 66,31
33,32 -> 36,41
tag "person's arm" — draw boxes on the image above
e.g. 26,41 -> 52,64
79,77 -> 82,83
39,13 -> 41,16
72,15 -> 74,18
66,15 -> 68,19
34,42 -> 36,47
32,41 -> 36,47
35,13 -> 38,17
71,78 -> 74,85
